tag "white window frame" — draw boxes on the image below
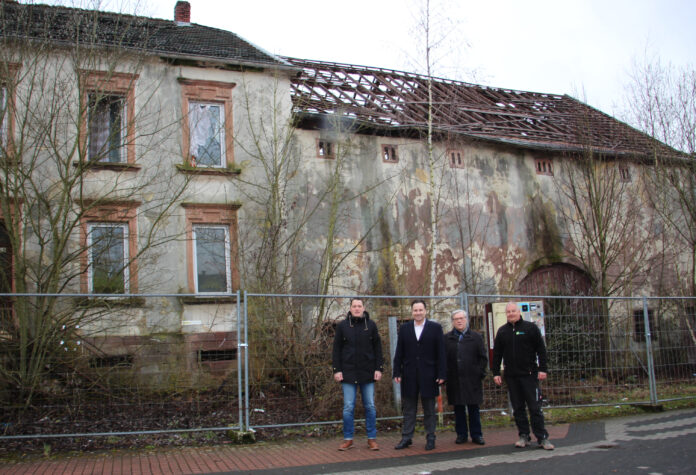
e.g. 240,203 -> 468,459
192,224 -> 232,294
87,222 -> 129,294
188,101 -> 226,168
87,93 -> 127,163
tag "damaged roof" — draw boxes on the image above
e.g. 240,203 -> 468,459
285,57 -> 677,157
0,1 -> 291,69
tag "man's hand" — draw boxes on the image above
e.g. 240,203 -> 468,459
393,376 -> 401,383
333,372 -> 343,382
436,379 -> 445,385
493,375 -> 502,386
374,370 -> 382,381
538,371 -> 547,381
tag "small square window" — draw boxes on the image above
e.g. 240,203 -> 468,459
619,165 -> 631,182
382,144 -> 398,163
87,222 -> 129,294
317,139 -> 335,159
193,224 -> 232,293
189,102 -> 225,168
448,149 -> 464,168
535,158 -> 553,176
88,94 -> 126,163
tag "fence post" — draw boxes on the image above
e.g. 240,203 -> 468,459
463,292 -> 469,318
237,289 -> 244,431
244,290 -> 250,431
388,316 -> 401,412
642,296 -> 658,405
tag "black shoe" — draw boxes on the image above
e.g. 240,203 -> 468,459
425,435 -> 436,450
394,438 -> 412,450
472,437 -> 486,445
455,435 -> 467,444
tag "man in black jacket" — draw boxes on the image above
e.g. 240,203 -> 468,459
392,299 -> 447,451
445,309 -> 487,445
332,298 -> 384,451
492,302 -> 554,450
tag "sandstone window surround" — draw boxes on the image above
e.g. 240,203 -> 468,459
179,79 -> 235,169
80,70 -> 138,165
182,203 -> 240,295
448,149 -> 464,168
0,62 -> 21,160
535,157 -> 554,176
382,144 -> 398,163
316,138 -> 336,159
80,202 -> 139,294
619,164 -> 631,182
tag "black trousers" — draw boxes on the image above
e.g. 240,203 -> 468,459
505,374 -> 548,441
401,393 -> 436,439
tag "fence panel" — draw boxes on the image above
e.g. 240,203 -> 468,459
0,293 -> 242,440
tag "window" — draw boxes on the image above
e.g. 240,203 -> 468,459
1,63 -> 20,158
382,144 -> 398,163
535,158 -> 553,176
80,202 -> 139,294
179,79 -> 235,168
193,225 -> 231,293
81,70 -> 137,164
88,94 -> 126,162
87,223 -> 129,293
183,203 -> 240,294
619,165 -> 631,182
317,139 -> 335,159
633,308 -> 655,342
448,149 -> 464,168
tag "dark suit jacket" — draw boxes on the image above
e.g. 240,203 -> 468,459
392,319 -> 447,398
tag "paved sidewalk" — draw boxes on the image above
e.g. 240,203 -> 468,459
0,423 -> 569,475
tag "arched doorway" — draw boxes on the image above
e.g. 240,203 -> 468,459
518,263 -> 592,296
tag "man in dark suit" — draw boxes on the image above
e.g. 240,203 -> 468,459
392,299 -> 447,450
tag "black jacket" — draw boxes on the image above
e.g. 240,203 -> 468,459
492,318 -> 547,377
392,319 -> 447,398
445,328 -> 487,405
332,311 -> 384,384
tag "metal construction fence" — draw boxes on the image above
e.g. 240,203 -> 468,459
1,291 -> 695,441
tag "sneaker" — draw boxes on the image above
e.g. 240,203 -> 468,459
515,435 -> 530,448
539,439 -> 555,450
338,440 -> 354,451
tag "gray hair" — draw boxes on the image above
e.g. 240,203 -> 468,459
451,309 -> 468,319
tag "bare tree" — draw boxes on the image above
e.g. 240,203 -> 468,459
0,2 -> 190,406
623,56 -> 696,295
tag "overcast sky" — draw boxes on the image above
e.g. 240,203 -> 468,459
41,0 -> 696,117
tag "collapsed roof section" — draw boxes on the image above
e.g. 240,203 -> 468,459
285,57 -> 675,158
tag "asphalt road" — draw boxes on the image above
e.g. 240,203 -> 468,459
279,408 -> 696,475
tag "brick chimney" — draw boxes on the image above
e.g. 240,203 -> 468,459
174,1 -> 191,24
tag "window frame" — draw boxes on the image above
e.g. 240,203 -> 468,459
179,79 -> 235,169
633,308 -> 656,342
80,202 -> 139,294
316,138 -> 336,159
182,203 -> 240,295
87,93 -> 127,163
447,149 -> 464,169
535,158 -> 554,176
618,164 -> 631,182
192,224 -> 232,294
80,70 -> 137,164
1,63 -> 21,159
86,222 -> 130,294
382,144 -> 398,163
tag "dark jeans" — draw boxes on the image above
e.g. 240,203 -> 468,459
401,394 -> 436,439
506,374 -> 548,441
454,404 -> 482,439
